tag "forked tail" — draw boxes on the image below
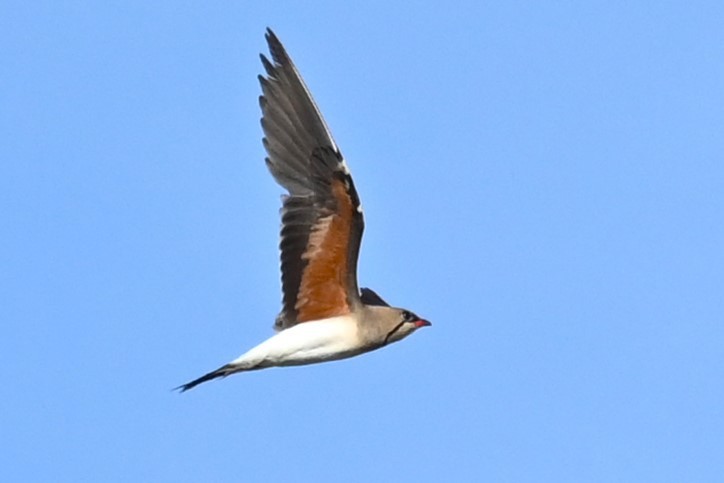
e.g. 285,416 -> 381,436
176,363 -> 236,392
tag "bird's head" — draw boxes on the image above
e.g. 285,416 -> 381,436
359,287 -> 431,346
382,307 -> 432,345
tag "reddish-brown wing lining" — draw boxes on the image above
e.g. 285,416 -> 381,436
294,178 -> 356,322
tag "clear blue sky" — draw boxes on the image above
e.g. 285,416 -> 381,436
2,2 -> 723,482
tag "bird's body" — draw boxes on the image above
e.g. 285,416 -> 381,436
231,315 -> 364,370
178,29 -> 430,392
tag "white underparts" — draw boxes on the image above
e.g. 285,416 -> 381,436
229,315 -> 362,370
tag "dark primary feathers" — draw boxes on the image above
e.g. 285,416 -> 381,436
259,29 -> 365,331
360,288 -> 391,307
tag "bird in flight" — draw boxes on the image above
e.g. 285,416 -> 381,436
178,29 -> 431,392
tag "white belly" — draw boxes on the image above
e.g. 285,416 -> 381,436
230,315 -> 362,369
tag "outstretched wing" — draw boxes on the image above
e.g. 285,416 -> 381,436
259,29 -> 364,331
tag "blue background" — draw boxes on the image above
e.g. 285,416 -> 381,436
2,2 -> 723,481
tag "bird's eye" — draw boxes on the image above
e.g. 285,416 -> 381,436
402,310 -> 414,321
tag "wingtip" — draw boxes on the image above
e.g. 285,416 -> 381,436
259,54 -> 274,75
265,27 -> 279,44
263,28 -> 290,66
360,287 -> 391,307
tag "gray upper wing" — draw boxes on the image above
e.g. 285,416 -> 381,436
259,29 -> 365,330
